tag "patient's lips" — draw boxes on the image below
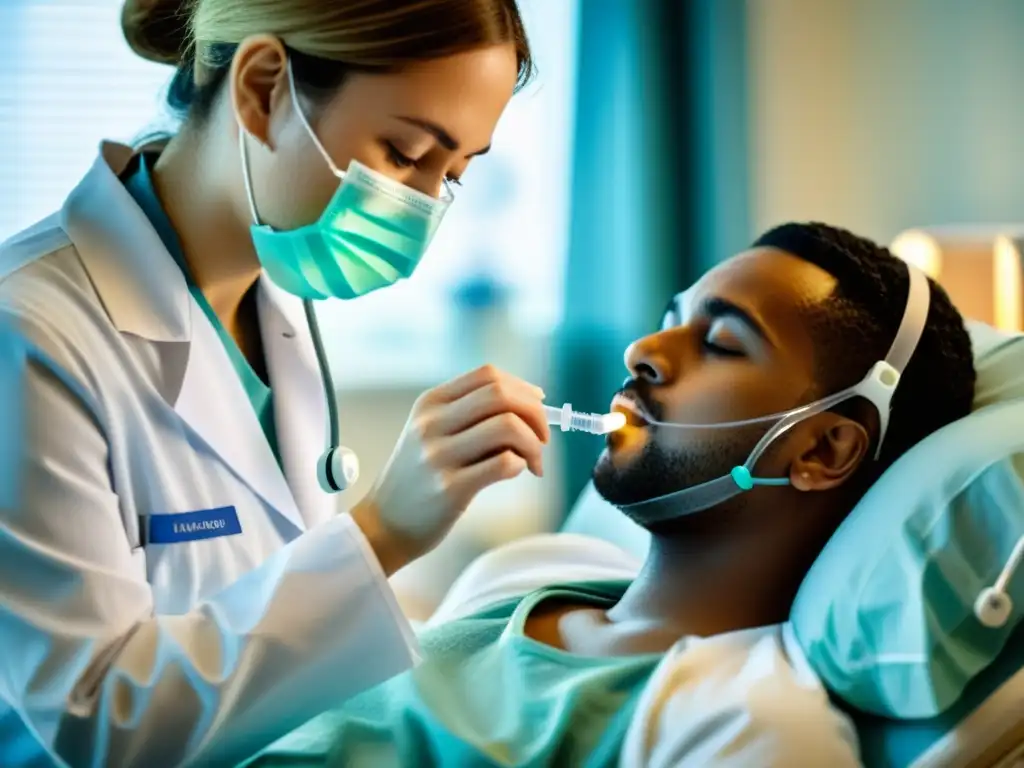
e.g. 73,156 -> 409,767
611,394 -> 650,427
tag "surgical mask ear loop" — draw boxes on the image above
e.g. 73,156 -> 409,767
239,127 -> 264,226
238,59 -> 348,230
284,59 -> 455,209
285,61 -> 347,180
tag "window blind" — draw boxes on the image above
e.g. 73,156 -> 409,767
0,0 -> 172,240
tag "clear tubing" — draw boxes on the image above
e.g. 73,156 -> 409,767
543,404 -> 627,435
614,359 -> 900,466
615,397 -> 789,431
616,383 -> 860,477
614,361 -> 902,522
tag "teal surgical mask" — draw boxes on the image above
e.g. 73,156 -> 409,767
239,62 -> 453,300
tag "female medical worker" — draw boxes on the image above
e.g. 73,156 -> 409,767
0,1 -> 548,765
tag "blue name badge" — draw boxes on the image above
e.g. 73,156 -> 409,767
148,506 -> 242,545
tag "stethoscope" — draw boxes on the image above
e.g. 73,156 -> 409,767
304,300 -> 360,494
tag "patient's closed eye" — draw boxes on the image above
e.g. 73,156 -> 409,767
703,320 -> 744,357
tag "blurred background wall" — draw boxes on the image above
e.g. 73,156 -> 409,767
1,0 -> 1022,618
748,0 -> 1024,241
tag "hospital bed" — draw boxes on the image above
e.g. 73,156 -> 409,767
562,318 -> 1024,768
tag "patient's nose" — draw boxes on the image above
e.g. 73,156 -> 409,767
624,334 -> 674,385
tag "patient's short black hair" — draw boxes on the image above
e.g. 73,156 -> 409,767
753,222 -> 976,473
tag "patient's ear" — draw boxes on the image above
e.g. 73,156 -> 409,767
789,414 -> 870,492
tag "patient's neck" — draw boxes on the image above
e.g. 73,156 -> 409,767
606,497 -> 828,640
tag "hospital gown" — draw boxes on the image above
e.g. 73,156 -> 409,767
245,534 -> 861,767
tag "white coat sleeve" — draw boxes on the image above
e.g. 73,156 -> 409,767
618,628 -> 863,768
0,312 -> 419,768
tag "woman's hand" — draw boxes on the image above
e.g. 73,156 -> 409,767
350,365 -> 550,576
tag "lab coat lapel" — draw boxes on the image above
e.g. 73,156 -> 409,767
173,299 -> 305,533
258,278 -> 340,529
64,141 -> 305,534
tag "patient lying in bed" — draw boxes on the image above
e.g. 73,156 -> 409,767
246,222 -> 977,767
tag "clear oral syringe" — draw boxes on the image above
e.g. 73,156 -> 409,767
544,404 -> 627,435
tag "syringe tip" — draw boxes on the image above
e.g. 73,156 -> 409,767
601,411 -> 627,434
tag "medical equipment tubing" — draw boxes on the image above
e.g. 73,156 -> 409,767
306,300 -> 360,493
618,262 -> 931,519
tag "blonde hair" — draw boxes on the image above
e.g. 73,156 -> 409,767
122,0 -> 533,117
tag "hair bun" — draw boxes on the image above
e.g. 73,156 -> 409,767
121,0 -> 191,66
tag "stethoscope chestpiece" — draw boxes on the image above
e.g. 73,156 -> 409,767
975,587 -> 1013,629
317,446 -> 360,493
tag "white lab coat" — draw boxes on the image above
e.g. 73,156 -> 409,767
0,141 -> 419,767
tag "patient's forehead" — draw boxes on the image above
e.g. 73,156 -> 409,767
681,247 -> 839,356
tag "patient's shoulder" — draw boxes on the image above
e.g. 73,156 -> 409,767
622,624 -> 862,767
427,533 -> 641,626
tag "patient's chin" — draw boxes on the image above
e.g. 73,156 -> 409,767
592,438 -> 744,513
592,443 -> 686,508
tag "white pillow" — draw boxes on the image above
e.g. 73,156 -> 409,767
791,321 -> 1024,718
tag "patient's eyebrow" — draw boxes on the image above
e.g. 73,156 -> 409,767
698,296 -> 773,346
660,294 -> 684,329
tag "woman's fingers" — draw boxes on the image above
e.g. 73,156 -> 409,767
420,364 -> 545,407
448,450 -> 529,502
428,379 -> 549,444
359,366 -> 550,571
432,412 -> 545,477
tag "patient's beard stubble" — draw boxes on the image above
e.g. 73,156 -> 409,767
592,434 -> 741,507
